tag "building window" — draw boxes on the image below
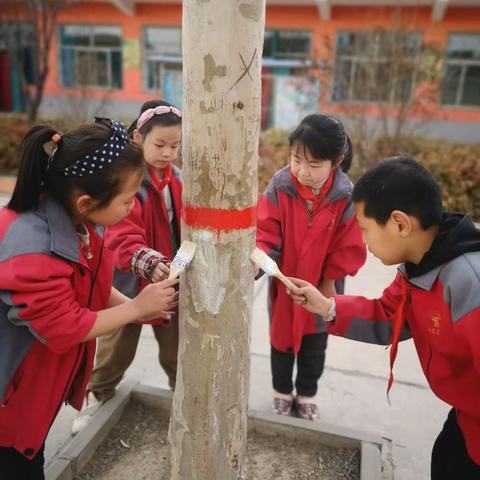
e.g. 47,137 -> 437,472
142,26 -> 182,105
442,34 -> 480,108
3,23 -> 36,85
263,30 -> 311,60
332,30 -> 421,103
59,25 -> 122,89
0,23 -> 36,112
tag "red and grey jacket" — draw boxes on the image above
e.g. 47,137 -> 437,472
106,165 -> 181,324
257,165 -> 366,354
0,197 -> 114,458
328,213 -> 480,464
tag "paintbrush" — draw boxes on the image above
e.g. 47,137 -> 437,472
168,241 -> 197,279
250,247 -> 297,291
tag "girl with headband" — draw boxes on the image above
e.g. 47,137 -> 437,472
73,101 -> 183,432
0,118 -> 178,478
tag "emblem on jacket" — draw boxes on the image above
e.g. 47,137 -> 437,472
428,312 -> 441,335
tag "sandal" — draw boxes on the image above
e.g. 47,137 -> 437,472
294,397 -> 318,421
273,396 -> 293,416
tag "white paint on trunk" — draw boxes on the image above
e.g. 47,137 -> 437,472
187,227 -> 256,315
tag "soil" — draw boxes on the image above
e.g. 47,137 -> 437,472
76,401 -> 360,480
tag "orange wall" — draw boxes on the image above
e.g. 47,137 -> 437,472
45,3 -> 480,122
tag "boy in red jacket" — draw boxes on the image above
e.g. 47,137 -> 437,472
289,157 -> 480,479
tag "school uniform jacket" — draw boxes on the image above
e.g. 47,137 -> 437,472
106,165 -> 181,323
257,165 -> 366,355
0,197 -> 114,458
328,213 -> 480,464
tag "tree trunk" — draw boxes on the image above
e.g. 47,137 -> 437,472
168,1 -> 265,479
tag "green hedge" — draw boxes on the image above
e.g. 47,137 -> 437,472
1,116 -> 478,219
259,129 -> 480,220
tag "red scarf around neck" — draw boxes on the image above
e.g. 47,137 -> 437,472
290,167 -> 335,209
148,164 -> 172,192
387,276 -> 411,401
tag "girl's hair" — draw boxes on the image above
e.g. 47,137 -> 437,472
7,123 -> 143,213
288,114 -> 353,173
128,99 -> 182,137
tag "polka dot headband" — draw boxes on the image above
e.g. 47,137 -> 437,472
63,117 -> 130,177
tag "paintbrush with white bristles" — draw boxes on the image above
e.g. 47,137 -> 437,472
250,247 -> 297,290
168,241 -> 197,279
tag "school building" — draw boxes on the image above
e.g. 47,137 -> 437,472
1,0 -> 479,142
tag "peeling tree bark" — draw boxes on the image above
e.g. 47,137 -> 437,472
168,1 -> 266,479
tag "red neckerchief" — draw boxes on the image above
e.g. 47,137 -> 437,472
148,164 -> 172,192
148,164 -> 172,222
290,167 -> 335,210
387,276 -> 411,400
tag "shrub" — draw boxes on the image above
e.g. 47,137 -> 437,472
1,117 -> 478,220
258,129 -> 480,220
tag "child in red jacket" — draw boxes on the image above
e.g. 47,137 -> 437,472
289,157 -> 480,479
256,114 -> 366,420
73,101 -> 182,432
0,118 -> 177,479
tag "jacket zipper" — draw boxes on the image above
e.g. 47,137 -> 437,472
285,187 -> 347,230
62,236 -> 104,410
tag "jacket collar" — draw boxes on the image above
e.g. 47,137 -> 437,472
398,264 -> 442,291
41,196 -> 104,264
277,165 -> 352,205
40,196 -> 80,263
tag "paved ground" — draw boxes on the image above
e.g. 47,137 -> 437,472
0,188 -> 449,479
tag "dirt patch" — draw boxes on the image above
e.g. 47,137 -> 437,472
76,401 -> 360,480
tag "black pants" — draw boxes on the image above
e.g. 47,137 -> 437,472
0,445 -> 45,480
271,333 -> 328,397
431,409 -> 480,480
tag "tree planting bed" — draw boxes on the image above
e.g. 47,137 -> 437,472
45,381 -> 387,480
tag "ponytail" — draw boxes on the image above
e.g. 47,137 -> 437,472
7,125 -> 58,212
340,134 -> 353,173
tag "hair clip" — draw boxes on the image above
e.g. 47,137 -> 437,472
52,133 -> 62,143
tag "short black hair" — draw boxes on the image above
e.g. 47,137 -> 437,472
352,157 -> 443,229
288,114 -> 353,173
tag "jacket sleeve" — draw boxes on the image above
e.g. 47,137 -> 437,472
0,254 -> 97,354
444,255 -> 480,375
327,273 -> 411,345
256,178 -> 282,262
322,199 -> 367,280
106,197 -> 149,273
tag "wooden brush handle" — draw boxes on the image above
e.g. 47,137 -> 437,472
168,266 -> 181,280
274,272 -> 297,291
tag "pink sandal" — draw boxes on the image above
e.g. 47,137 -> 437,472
273,396 -> 293,416
294,397 -> 318,421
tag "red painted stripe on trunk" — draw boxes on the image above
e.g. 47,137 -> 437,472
183,204 -> 257,232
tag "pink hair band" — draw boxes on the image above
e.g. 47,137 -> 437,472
136,106 -> 182,130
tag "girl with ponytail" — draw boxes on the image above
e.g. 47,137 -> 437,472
0,118 -> 178,479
